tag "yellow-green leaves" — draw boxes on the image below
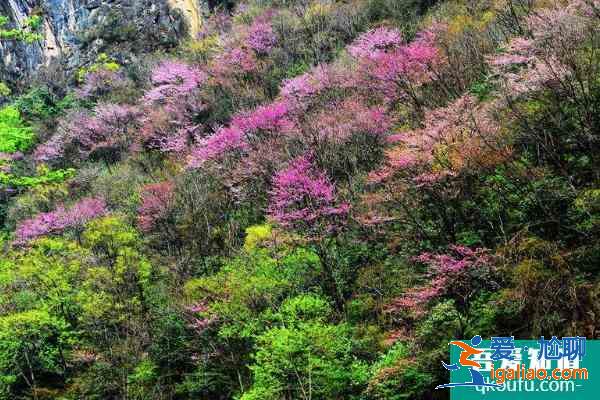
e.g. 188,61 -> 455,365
243,224 -> 272,251
0,14 -> 43,43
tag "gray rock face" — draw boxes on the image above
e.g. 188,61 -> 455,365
0,0 -> 195,86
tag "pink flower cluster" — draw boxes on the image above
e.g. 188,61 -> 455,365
0,151 -> 23,161
486,2 -> 596,98
185,301 -> 216,334
280,65 -> 337,107
188,100 -> 296,167
267,155 -> 349,228
35,104 -> 139,162
137,182 -> 175,232
231,101 -> 296,135
187,126 -> 248,168
160,126 -> 199,153
78,103 -> 139,149
349,27 -> 440,100
366,148 -> 421,184
373,33 -> 438,82
212,47 -> 258,79
367,94 -> 505,184
34,135 -> 65,163
309,99 -> 391,143
15,197 -> 108,245
144,61 -> 207,105
348,27 -> 404,59
245,20 -> 277,54
386,245 -> 492,316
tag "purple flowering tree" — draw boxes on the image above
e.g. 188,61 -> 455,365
349,27 -> 440,105
267,154 -> 352,311
137,182 -> 175,232
245,20 -> 277,54
386,246 -> 497,319
231,100 -> 296,136
267,154 -> 349,232
139,60 -> 207,155
15,197 -> 108,245
143,60 -> 207,106
187,100 -> 295,168
211,47 -> 258,82
76,69 -> 130,100
348,27 -> 404,59
34,104 -> 140,164
187,126 -> 248,168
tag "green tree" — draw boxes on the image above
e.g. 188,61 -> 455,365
0,310 -> 75,399
242,319 -> 368,400
0,105 -> 34,153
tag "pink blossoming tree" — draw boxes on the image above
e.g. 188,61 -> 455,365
76,69 -> 131,100
267,155 -> 349,232
367,95 -> 509,186
143,60 -> 207,106
187,99 -> 296,168
350,27 -> 441,105
386,245 -> 496,317
231,100 -> 296,136
15,197 -> 108,245
138,182 -> 175,232
34,104 -> 140,164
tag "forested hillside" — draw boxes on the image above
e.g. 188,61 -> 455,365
1,0 -> 600,399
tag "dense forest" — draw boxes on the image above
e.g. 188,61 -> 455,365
1,0 -> 600,398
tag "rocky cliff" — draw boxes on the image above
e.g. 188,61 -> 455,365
0,0 -> 204,86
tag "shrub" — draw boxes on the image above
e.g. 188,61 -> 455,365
243,224 -> 272,251
366,342 -> 434,400
0,14 -> 43,43
0,82 -> 10,97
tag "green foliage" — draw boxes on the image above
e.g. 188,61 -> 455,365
573,188 -> 600,233
128,359 -> 159,399
243,224 -> 272,251
76,53 -> 121,82
276,293 -> 332,324
0,14 -> 43,43
14,86 -> 76,121
415,301 -> 461,349
0,237 -> 89,317
367,342 -> 434,400
0,82 -> 10,97
82,215 -> 153,288
0,310 -> 75,398
0,106 -> 34,153
185,247 -> 321,340
89,162 -> 150,215
0,166 -> 75,189
242,321 -> 368,400
469,77 -> 495,101
0,227 -> 164,399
